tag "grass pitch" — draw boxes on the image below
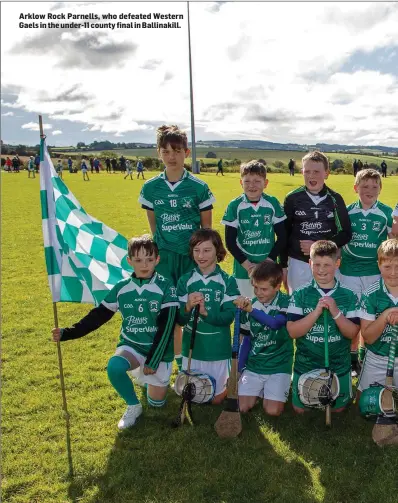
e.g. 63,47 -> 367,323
2,171 -> 398,503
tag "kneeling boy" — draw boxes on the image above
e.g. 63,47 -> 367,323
357,239 -> 398,396
235,261 -> 293,416
287,241 -> 360,413
52,235 -> 179,429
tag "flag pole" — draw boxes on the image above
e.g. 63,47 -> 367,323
39,115 -> 74,478
187,1 -> 197,173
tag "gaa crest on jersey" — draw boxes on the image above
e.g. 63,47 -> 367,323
149,300 -> 159,312
263,214 -> 271,224
169,286 -> 177,298
372,221 -> 381,231
182,197 -> 193,209
214,290 -> 222,302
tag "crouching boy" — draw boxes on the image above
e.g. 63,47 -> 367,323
52,235 -> 179,429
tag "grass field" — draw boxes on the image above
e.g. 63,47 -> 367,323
2,171 -> 398,503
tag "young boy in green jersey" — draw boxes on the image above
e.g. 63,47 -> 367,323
221,160 -> 286,298
138,125 -> 215,371
177,229 -> 240,404
234,261 -> 293,416
52,235 -> 179,430
339,169 -> 393,373
287,240 -> 360,413
357,239 -> 398,396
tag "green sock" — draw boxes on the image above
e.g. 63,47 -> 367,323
175,354 -> 182,372
351,351 -> 358,364
358,346 -> 366,363
107,356 -> 139,406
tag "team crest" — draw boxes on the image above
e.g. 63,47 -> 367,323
372,221 -> 381,231
170,286 -> 177,298
182,197 -> 193,209
149,300 -> 159,312
263,215 -> 271,224
214,290 -> 221,302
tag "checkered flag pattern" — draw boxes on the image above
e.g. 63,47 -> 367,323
40,139 -> 132,304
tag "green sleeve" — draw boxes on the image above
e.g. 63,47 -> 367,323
177,276 -> 190,325
270,196 -> 286,224
138,181 -> 153,209
203,275 -> 239,326
387,206 -> 393,233
358,292 -> 376,321
198,182 -> 216,210
221,200 -> 238,227
287,289 -> 304,316
101,282 -> 121,312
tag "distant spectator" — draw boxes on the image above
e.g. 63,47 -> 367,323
216,158 -> 224,176
111,157 -> 117,173
353,158 -> 358,177
288,158 -> 295,176
34,154 -> 40,173
5,157 -> 12,172
12,156 -> 20,173
381,160 -> 387,178
357,159 -> 363,172
105,157 -> 111,173
124,159 -> 133,180
94,157 -> 100,174
81,159 -> 90,181
363,161 -> 369,170
136,159 -> 145,179
28,156 -> 36,178
89,157 -> 94,173
56,159 -> 63,179
67,157 -> 73,173
119,155 -> 126,172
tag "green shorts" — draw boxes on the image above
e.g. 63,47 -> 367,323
292,370 -> 353,410
156,249 -> 195,284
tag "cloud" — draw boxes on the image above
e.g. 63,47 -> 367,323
52,130 -> 62,135
207,2 -> 227,13
226,35 -> 251,61
1,112 -> 14,117
22,122 -> 53,131
140,59 -> 162,70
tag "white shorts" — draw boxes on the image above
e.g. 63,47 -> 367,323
82,168 -> 88,173
182,357 -> 230,396
115,345 -> 172,388
358,350 -> 398,391
236,278 -> 254,299
337,273 -> 380,299
287,257 -> 312,294
238,369 -> 291,402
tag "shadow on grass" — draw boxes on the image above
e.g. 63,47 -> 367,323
68,394 -> 322,503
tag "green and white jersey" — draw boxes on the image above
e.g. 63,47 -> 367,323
393,203 -> 398,217
102,272 -> 179,362
340,200 -> 393,276
358,278 -> 398,357
221,192 -> 285,263
241,292 -> 293,375
287,279 -> 359,376
177,265 -> 240,361
138,169 -> 215,256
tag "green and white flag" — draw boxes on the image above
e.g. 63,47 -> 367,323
40,139 -> 132,304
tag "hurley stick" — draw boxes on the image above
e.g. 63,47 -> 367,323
172,305 -> 200,428
372,326 -> 398,446
324,309 -> 332,427
214,308 -> 242,438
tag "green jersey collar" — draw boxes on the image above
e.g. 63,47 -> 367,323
160,168 -> 188,182
131,271 -> 157,286
242,192 -> 265,204
356,199 -> 379,211
311,278 -> 340,297
381,278 -> 398,304
194,263 -> 221,278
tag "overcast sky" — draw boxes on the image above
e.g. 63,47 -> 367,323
1,1 -> 398,147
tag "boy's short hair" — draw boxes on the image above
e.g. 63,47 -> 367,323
377,239 -> 398,263
302,151 -> 329,171
156,125 -> 188,151
128,234 -> 159,259
355,168 -> 381,186
240,160 -> 267,179
250,261 -> 283,288
189,228 -> 227,262
309,240 -> 340,260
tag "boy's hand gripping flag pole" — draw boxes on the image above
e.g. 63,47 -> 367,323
39,115 -> 73,478
323,309 -> 332,427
